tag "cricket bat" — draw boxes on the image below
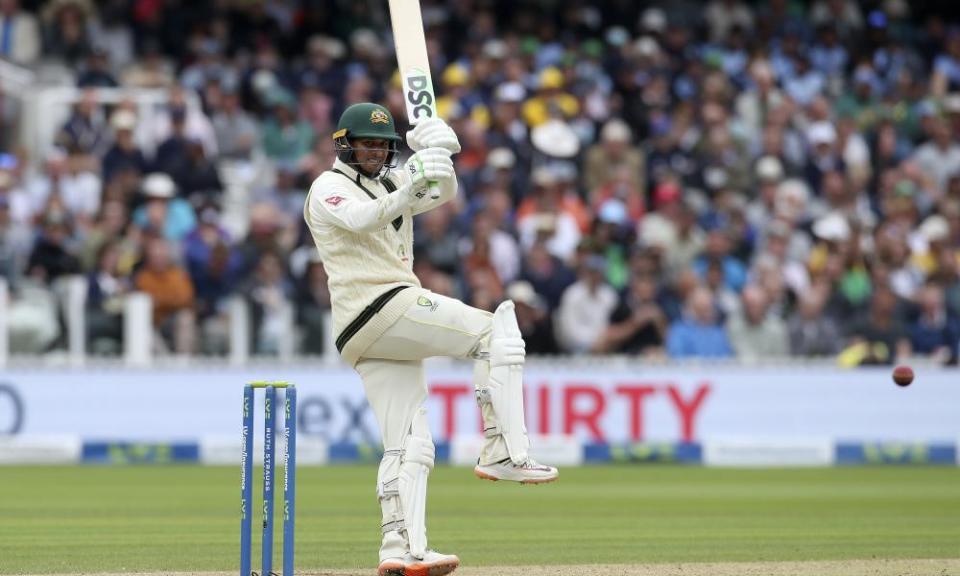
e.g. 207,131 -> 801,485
388,0 -> 440,199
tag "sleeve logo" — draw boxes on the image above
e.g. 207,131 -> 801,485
324,195 -> 345,206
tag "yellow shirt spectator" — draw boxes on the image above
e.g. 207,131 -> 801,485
522,67 -> 580,127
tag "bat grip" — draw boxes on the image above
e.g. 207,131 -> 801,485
428,181 -> 440,200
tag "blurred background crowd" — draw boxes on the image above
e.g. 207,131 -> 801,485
0,0 -> 959,365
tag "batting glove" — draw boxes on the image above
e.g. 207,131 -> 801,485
403,147 -> 454,199
405,118 -> 462,154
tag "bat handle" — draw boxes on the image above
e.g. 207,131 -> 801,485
428,181 -> 440,200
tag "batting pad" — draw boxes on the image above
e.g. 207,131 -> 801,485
481,300 -> 531,465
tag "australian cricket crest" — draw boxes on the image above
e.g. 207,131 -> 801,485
417,295 -> 439,311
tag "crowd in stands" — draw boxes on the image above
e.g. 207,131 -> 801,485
0,0 -> 959,365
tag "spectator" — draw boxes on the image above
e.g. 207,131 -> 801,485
788,286 -> 844,357
555,254 -> 618,353
26,209 -> 80,284
85,240 -> 129,354
76,46 -> 119,88
637,179 -> 682,258
589,200 -> 633,290
594,273 -> 667,356
134,235 -> 196,354
236,203 -> 287,278
414,204 -> 460,277
804,121 -> 844,195
520,240 -> 576,311
692,227 -> 748,294
835,67 -> 879,132
6,0 -> 960,365
181,206 -> 239,356
131,173 -> 197,242
517,167 -> 583,262
727,284 -> 789,361
810,24 -> 849,83
506,280 -> 558,355
736,61 -> 787,141
666,285 -> 733,358
930,28 -> 960,97
176,139 -> 223,204
79,198 -> 138,274
665,205 -> 706,284
179,37 -> 231,94
589,165 -> 646,229
294,253 -> 330,356
56,90 -> 109,158
153,106 -> 192,182
839,285 -> 911,366
465,209 -> 521,286
254,163 -> 306,231
183,207 -> 242,324
783,54 -> 826,107
101,109 -> 147,185
704,0 -> 754,42
810,0 -> 863,42
485,83 -> 531,173
149,87 -> 218,158
463,264 -> 503,312
908,282 -> 960,365
910,121 -> 960,196
26,147 -> 101,226
121,38 -> 175,89
461,217 -> 504,300
0,0 -> 41,65
261,91 -> 314,165
583,119 -> 646,199
521,67 -> 580,127
874,221 -> 923,299
752,219 -> 811,297
911,214 -> 954,280
297,35 -> 347,106
41,0 -> 94,66
213,87 -> 260,162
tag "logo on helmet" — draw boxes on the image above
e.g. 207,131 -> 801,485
370,109 -> 390,125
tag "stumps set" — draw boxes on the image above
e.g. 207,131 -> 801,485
241,381 -> 297,576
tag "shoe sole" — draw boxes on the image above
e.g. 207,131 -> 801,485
378,559 -> 459,576
474,467 -> 558,485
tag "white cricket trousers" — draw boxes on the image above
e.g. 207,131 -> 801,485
355,291 -> 493,449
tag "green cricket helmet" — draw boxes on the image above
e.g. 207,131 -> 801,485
333,103 -> 401,176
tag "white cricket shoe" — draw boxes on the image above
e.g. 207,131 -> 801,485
474,457 -> 559,484
378,550 -> 460,576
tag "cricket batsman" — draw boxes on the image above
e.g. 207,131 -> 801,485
303,102 -> 558,576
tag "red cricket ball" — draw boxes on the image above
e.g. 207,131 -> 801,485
892,365 -> 914,387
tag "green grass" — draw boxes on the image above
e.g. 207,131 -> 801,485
0,465 -> 958,573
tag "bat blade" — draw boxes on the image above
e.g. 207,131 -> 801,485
388,0 -> 437,126
388,0 -> 441,198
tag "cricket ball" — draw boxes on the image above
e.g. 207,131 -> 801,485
892,365 -> 914,387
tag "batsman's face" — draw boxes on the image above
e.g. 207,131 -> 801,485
353,138 -> 390,175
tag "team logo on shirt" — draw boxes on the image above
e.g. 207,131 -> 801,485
417,296 -> 439,311
325,195 -> 345,206
370,110 -> 390,124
